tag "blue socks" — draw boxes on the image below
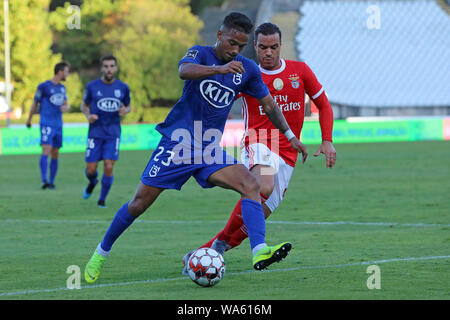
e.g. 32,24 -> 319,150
85,169 -> 98,185
39,155 -> 48,184
241,199 -> 267,254
40,155 -> 59,185
49,159 -> 58,185
99,202 -> 136,253
99,175 -> 114,202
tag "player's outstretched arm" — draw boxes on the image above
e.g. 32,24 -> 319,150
310,86 -> 336,168
258,94 -> 308,163
178,61 -> 245,80
26,101 -> 38,128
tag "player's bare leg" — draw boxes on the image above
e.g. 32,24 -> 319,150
207,164 -> 261,201
127,182 -> 165,217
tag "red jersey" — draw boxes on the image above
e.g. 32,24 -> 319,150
242,59 -> 330,167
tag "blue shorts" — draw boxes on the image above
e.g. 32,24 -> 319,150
40,125 -> 63,148
141,136 -> 238,190
85,137 -> 120,162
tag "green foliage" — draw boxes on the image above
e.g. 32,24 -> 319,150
190,0 -> 225,15
64,72 -> 83,112
106,0 -> 203,120
49,0 -> 203,121
49,0 -> 123,70
0,0 -> 62,113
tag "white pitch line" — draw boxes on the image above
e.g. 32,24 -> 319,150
3,219 -> 450,228
0,254 -> 449,297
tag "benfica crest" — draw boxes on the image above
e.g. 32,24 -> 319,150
289,75 -> 300,89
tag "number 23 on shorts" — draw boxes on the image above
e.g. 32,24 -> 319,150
153,146 -> 175,166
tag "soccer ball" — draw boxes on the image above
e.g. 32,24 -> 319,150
187,248 -> 226,287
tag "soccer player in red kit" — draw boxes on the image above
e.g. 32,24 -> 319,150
182,22 -> 336,273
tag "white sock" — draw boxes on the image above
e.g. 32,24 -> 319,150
96,243 -> 110,258
252,243 -> 268,255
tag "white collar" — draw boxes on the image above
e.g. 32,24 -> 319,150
259,58 -> 286,75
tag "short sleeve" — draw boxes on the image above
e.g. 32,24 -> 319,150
34,83 -> 45,103
241,60 -> 269,99
123,84 -> 131,106
178,45 -> 204,66
83,83 -> 92,104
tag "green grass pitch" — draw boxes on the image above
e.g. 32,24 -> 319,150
0,140 -> 449,299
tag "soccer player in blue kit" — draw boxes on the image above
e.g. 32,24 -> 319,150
84,13 -> 307,283
26,62 -> 70,189
81,55 -> 131,208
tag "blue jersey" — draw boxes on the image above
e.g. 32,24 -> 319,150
156,45 -> 269,146
34,80 -> 67,128
83,78 -> 131,139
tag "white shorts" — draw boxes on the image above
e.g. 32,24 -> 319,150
241,143 -> 294,212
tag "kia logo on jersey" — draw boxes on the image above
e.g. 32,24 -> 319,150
97,98 -> 121,112
49,93 -> 65,106
200,80 -> 235,108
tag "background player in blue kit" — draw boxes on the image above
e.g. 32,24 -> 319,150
84,13 -> 307,283
26,62 -> 70,189
81,55 -> 131,208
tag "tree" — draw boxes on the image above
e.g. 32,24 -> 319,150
49,0 -> 123,70
0,0 -> 62,114
49,0 -> 203,121
106,0 -> 203,121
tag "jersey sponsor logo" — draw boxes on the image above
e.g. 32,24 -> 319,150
200,80 -> 235,108
97,97 -> 122,112
49,93 -> 65,106
273,78 -> 284,91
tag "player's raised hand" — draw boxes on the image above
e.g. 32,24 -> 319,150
313,140 -> 336,168
289,137 -> 308,163
217,61 -> 245,75
88,114 -> 98,124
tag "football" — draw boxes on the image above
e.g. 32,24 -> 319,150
187,248 -> 226,287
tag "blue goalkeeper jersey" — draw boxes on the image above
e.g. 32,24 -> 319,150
34,80 -> 67,128
83,78 -> 131,139
156,45 -> 269,146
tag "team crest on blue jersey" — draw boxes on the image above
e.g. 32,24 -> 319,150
200,80 -> 235,109
97,98 -> 121,112
233,73 -> 242,85
114,89 -> 121,98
